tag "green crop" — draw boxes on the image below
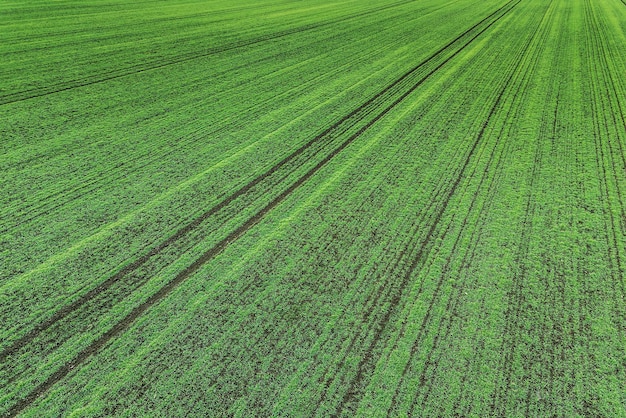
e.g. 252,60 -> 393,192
1,0 -> 625,416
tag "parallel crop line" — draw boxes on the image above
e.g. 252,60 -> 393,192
409,122 -> 507,415
2,3 -> 519,415
2,0 -> 437,164
0,3 -> 282,51
0,0 -> 418,106
588,0 -> 626,288
577,3 -> 625,414
306,5 -> 521,415
212,63 -> 480,415
582,0 -> 626,368
311,98 -> 481,410
582,0 -> 625,326
327,74 -> 494,417
448,95 -> 533,412
390,2 -> 550,412
384,97 -> 511,414
488,1 -> 559,413
298,72 -> 476,417
0,18 -> 409,234
403,28 -> 540,409
281,1 -> 523,412
520,41 -> 565,418
329,2 -> 530,415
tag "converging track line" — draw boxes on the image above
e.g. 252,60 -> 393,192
3,1 -> 522,415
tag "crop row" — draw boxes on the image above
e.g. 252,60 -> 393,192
3,0 -> 626,416
1,0 -> 513,415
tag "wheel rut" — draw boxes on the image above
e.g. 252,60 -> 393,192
2,1 -> 524,415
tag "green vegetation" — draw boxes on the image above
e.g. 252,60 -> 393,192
1,0 -> 625,416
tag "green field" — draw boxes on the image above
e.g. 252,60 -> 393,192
2,0 -> 626,416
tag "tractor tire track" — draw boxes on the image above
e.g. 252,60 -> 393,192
3,0 -> 457,230
191,120 -> 428,414
117,137 -> 415,410
0,0 -> 514,361
1,2 -> 520,415
125,135 -> 409,411
0,26 -> 415,357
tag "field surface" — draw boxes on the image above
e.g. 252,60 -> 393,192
2,0 -> 626,416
